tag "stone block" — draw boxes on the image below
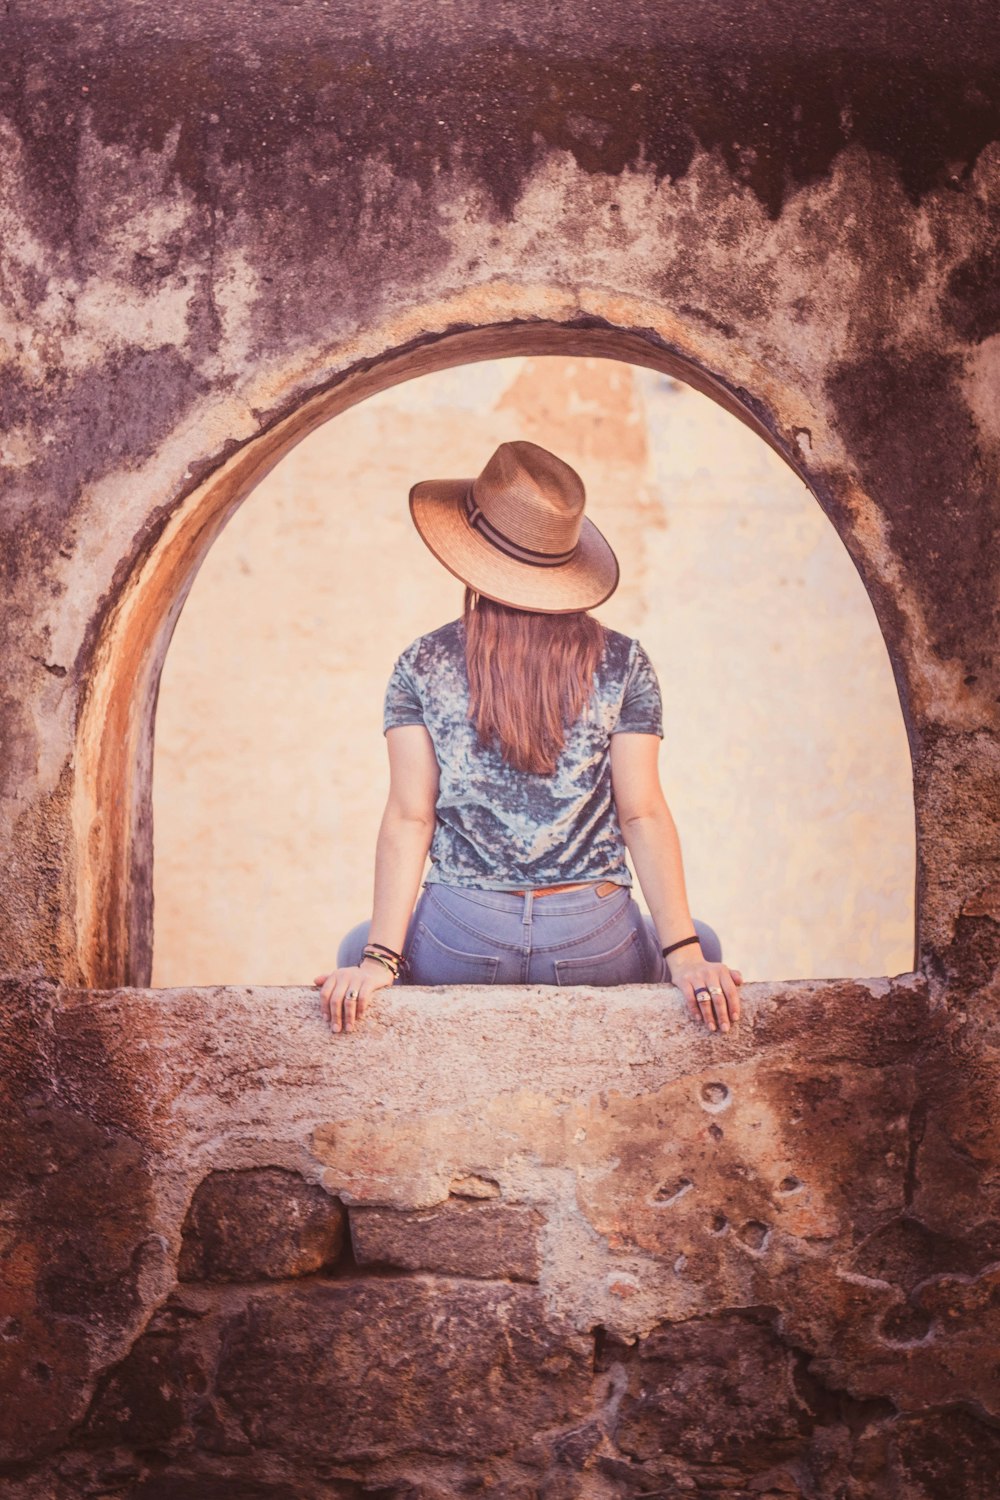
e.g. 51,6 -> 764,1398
215,1278 -> 593,1463
178,1168 -> 347,1282
349,1201 -> 542,1281
612,1311 -> 813,1475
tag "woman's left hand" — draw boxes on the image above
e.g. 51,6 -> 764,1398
313,959 -> 393,1034
668,957 -> 744,1033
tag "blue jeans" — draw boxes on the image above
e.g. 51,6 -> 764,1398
337,881 -> 722,986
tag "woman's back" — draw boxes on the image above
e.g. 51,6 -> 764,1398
383,614 -> 664,890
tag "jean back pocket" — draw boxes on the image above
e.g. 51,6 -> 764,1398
407,922 -> 501,986
553,926 -> 647,987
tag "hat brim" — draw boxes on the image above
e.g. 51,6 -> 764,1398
409,478 -> 620,614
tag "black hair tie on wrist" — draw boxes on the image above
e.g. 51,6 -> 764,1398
662,935 -> 701,958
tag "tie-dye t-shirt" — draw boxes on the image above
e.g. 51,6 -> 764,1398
382,616 -> 663,890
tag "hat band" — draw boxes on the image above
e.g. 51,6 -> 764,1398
464,488 -> 577,568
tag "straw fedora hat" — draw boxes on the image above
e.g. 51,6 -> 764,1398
408,440 -> 620,613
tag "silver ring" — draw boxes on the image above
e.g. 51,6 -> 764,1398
346,990 -> 357,1001
694,986 -> 712,1000
708,986 -> 723,995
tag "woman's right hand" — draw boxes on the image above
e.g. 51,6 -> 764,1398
313,959 -> 394,1034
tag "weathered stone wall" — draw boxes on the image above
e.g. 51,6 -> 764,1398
4,975 -> 999,1498
2,2 -> 999,1495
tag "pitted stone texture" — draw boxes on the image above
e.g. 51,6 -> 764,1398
570,1056 -> 918,1259
349,1201 -> 543,1281
178,1167 -> 347,1283
848,1214 -> 1000,1292
811,1262 -> 1000,1419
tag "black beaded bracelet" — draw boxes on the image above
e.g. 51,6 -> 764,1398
366,941 -> 404,962
662,935 -> 701,958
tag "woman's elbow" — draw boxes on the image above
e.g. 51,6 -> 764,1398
382,800 -> 437,835
617,799 -> 672,831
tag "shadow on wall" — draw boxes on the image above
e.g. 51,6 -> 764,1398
151,356 -> 915,988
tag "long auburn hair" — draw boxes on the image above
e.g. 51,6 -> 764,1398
463,588 -> 606,775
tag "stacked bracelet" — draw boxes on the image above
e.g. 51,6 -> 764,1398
362,942 -> 406,981
661,935 -> 701,959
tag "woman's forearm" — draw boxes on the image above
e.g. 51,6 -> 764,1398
367,806 -> 435,954
620,803 -> 705,960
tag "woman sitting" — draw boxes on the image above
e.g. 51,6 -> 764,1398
315,439 -> 743,1034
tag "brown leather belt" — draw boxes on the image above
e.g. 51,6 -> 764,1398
512,880 -> 622,898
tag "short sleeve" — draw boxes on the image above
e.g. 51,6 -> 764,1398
382,651 -> 426,733
613,640 -> 664,737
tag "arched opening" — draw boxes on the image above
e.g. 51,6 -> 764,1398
151,355 -> 915,987
72,310 -> 920,991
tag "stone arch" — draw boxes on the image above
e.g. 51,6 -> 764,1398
72,290 -> 918,991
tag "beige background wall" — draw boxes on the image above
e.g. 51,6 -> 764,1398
151,357 -> 915,987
